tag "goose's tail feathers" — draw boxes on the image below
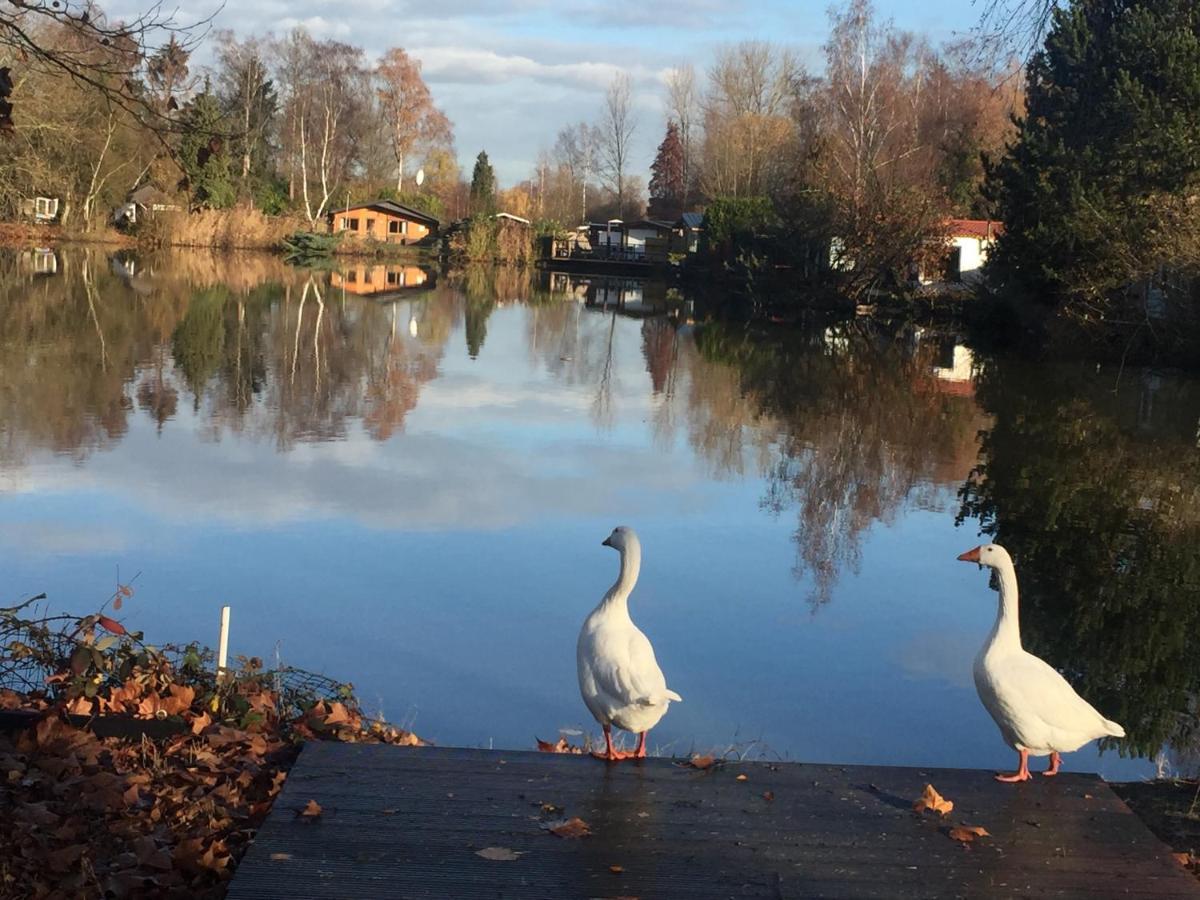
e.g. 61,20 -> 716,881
665,689 -> 682,703
1102,718 -> 1125,738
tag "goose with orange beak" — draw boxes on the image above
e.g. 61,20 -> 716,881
958,543 -> 1125,782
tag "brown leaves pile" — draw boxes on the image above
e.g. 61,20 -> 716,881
544,816 -> 592,838
913,783 -> 954,816
0,714 -> 295,898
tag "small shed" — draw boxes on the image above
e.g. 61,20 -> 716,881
328,200 -> 439,245
675,212 -> 704,254
624,219 -> 673,263
115,185 -> 182,227
492,212 -> 531,227
19,196 -> 60,223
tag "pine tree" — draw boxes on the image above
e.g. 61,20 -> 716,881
179,87 -> 236,209
648,120 -> 686,220
469,151 -> 496,215
986,0 -> 1200,305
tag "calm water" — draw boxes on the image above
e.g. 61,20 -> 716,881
3,248 -> 1199,780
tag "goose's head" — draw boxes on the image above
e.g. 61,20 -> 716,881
601,525 -> 639,553
957,543 -> 1013,570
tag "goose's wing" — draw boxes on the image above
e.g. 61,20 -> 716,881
995,651 -> 1115,735
591,626 -> 677,707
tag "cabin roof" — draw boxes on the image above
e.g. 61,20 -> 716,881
679,212 -> 705,229
327,200 -> 440,227
492,212 -> 532,225
947,218 -> 1002,240
628,218 -> 674,231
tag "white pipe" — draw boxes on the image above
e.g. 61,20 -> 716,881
217,605 -> 231,682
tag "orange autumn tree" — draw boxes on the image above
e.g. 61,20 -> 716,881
374,48 -> 452,193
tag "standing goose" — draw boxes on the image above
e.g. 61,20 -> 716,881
958,543 -> 1125,782
578,526 -> 682,762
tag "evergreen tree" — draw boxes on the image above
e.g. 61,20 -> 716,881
648,120 -> 686,220
986,0 -> 1200,306
469,150 -> 496,215
179,87 -> 236,209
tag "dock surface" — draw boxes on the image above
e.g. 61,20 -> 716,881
228,744 -> 1198,899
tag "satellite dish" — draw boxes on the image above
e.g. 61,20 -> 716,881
415,168 -> 425,187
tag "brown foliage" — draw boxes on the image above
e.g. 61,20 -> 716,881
137,208 -> 306,251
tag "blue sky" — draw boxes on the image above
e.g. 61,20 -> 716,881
154,0 -> 985,183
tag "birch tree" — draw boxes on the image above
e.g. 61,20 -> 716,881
598,72 -> 637,219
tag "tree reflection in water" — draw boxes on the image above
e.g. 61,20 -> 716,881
959,358 -> 1200,760
685,322 -> 986,608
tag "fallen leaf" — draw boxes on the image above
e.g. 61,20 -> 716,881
324,701 -> 353,726
65,695 -> 94,716
270,853 -> 293,861
536,736 -> 584,754
762,791 -> 775,802
476,847 -> 524,861
913,783 -> 954,816
300,799 -> 322,818
687,754 -> 716,770
736,774 -> 748,782
948,825 -> 990,843
609,865 -> 625,873
546,816 -> 591,838
190,710 -> 212,735
381,807 -> 399,815
1173,852 -> 1193,867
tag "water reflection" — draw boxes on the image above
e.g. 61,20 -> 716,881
1,247 -> 1198,771
958,357 -> 1200,761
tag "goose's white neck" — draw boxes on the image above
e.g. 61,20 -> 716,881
986,558 -> 1022,654
602,543 -> 641,611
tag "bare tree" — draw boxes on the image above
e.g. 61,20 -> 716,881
214,32 -> 274,191
664,64 -> 699,202
554,121 -> 599,223
598,72 -> 637,220
1,0 -> 212,133
375,47 -> 450,193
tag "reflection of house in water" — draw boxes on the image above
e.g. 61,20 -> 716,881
17,248 -> 58,276
330,265 -> 436,302
931,343 -> 975,395
548,272 -> 682,319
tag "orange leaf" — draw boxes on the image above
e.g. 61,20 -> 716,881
1172,852 -> 1194,867
65,695 -> 94,716
736,773 -> 748,782
762,791 -> 775,802
300,799 -> 322,818
547,816 -> 591,838
948,825 -> 990,843
324,701 -> 352,726
609,865 -> 624,873
112,595 -> 122,611
913,783 -> 954,816
190,710 -> 212,735
688,754 -> 716,770
476,847 -> 524,861
536,736 -> 584,754
270,853 -> 293,861
97,615 -> 125,635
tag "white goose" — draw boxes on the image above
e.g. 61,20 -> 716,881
959,543 -> 1125,782
577,526 -> 682,761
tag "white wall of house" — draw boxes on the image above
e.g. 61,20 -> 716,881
952,235 -> 989,283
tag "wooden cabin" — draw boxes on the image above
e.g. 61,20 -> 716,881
328,200 -> 439,245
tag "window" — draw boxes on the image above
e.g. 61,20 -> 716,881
347,270 -> 357,284
387,271 -> 399,285
388,220 -> 400,234
348,217 -> 360,231
366,218 -> 375,233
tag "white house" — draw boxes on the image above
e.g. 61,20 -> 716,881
917,219 -> 1002,286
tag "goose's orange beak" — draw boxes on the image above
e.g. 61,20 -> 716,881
957,546 -> 981,563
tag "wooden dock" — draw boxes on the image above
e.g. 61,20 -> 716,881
228,744 -> 1199,899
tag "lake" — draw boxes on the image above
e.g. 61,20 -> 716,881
2,247 -> 1198,781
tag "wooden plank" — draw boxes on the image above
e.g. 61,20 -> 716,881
228,745 -> 1200,899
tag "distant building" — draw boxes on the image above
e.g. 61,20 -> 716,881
675,212 -> 704,254
114,185 -> 182,227
917,219 -> 1003,286
330,264 -> 432,300
19,195 -> 59,223
491,212 -> 532,226
328,200 -> 439,245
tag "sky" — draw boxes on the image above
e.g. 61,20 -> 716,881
130,0 -> 985,184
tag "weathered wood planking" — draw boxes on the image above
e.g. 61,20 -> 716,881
228,744 -> 1199,899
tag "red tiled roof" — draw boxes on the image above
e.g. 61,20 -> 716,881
947,219 -> 1002,240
